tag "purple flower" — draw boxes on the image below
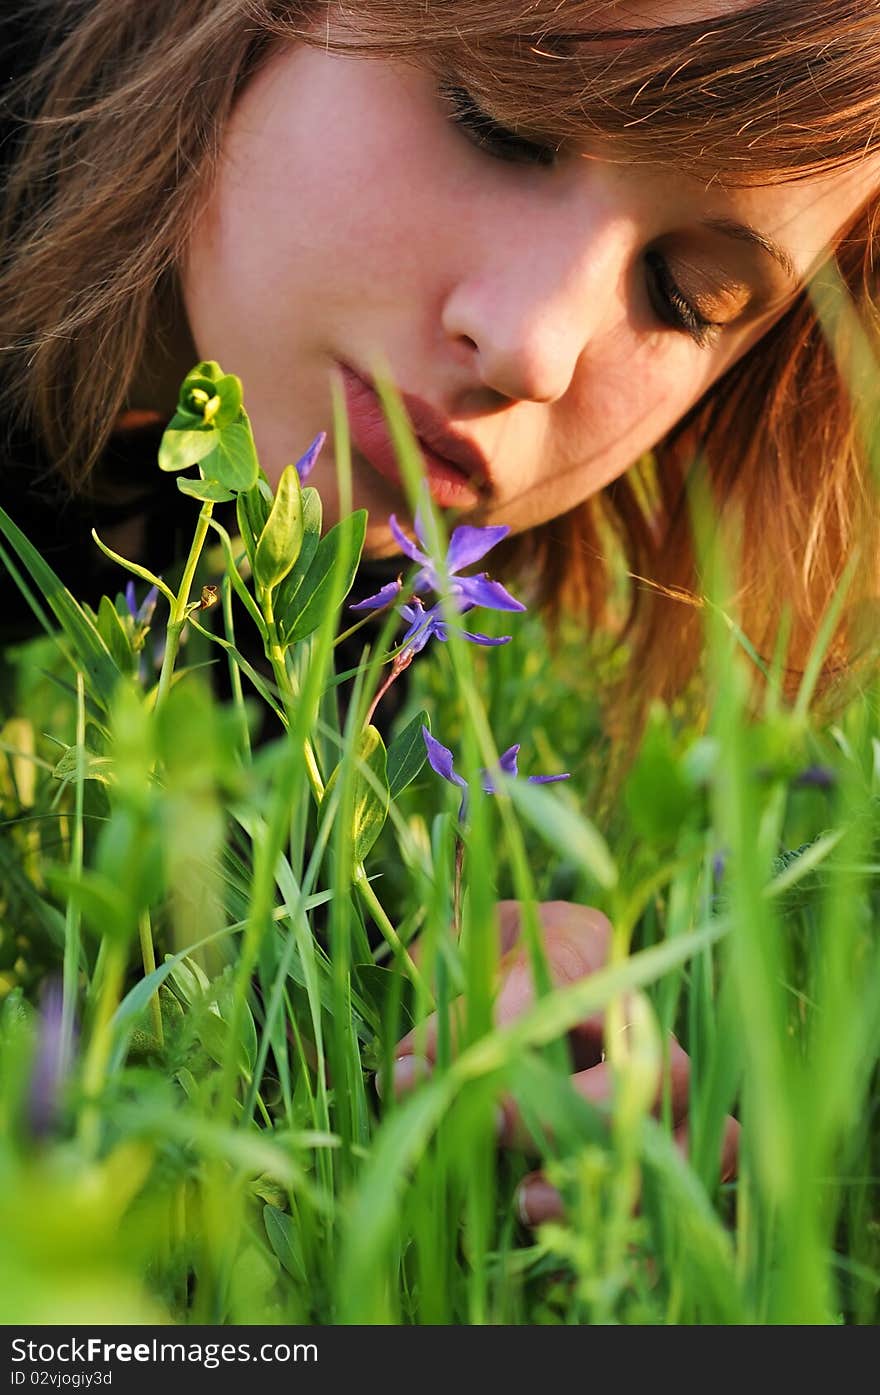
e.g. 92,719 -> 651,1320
793,765 -> 837,791
124,581 -> 159,627
351,500 -> 525,662
399,597 -> 511,657
422,726 -> 569,818
389,505 -> 526,614
295,431 -> 326,483
27,979 -> 71,1141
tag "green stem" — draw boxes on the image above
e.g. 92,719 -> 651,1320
78,938 -> 128,1155
263,588 -> 326,800
354,867 -> 430,1002
61,672 -> 85,1065
221,576 -> 252,762
155,502 -> 215,708
138,908 -> 164,1046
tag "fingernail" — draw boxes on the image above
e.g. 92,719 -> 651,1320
391,1054 -> 431,1095
515,1177 -> 564,1227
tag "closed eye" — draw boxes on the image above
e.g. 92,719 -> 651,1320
644,249 -> 723,350
440,82 -> 559,169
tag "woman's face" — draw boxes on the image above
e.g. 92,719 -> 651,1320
180,8 -> 877,555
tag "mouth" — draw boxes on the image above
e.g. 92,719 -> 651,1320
338,363 -> 493,511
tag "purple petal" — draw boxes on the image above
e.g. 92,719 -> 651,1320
793,764 -> 837,790
398,596 -> 425,623
349,577 -> 403,612
422,727 -> 467,788
446,524 -> 510,574
400,627 -> 433,656
27,978 -> 70,1141
527,773 -> 571,785
401,600 -> 447,654
460,630 -> 512,647
136,585 -> 159,627
389,514 -> 428,565
499,745 -> 521,777
124,580 -> 137,618
453,574 -> 527,614
295,431 -> 326,483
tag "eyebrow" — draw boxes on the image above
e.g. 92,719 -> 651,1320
701,216 -> 798,282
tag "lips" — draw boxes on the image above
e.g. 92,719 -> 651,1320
339,364 -> 492,510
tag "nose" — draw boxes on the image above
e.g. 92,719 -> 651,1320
440,217 -> 620,405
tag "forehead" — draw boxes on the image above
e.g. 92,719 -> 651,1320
709,160 -> 879,280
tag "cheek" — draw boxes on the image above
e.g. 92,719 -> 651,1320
182,62 -> 433,369
570,329 -> 717,465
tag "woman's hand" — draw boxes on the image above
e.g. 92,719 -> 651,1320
386,900 -> 739,1225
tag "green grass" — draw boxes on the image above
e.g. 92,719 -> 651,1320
0,372 -> 878,1326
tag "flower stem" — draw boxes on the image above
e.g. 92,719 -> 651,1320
155,501 -> 215,708
354,867 -> 431,1002
262,589 -> 326,800
61,672 -> 85,1066
364,650 -> 414,729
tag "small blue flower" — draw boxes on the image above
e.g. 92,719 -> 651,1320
793,764 -> 836,791
124,581 -> 159,627
387,504 -> 526,614
399,597 -> 511,656
295,431 -> 326,483
422,726 -> 569,818
27,979 -> 70,1141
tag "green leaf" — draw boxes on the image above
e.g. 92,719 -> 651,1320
198,418 -> 259,492
90,530 -> 175,605
211,373 -> 244,427
173,361 -> 242,427
280,510 -> 367,646
238,478 -> 274,547
624,704 -> 693,845
254,464 -> 304,592
194,360 -> 223,382
44,865 -> 132,943
158,425 -> 219,473
272,488 -> 323,621
263,1205 -> 307,1284
199,1001 -> 258,1075
177,477 -> 236,503
387,710 -> 430,798
0,504 -> 123,711
53,744 -> 114,787
97,595 -> 135,675
322,724 -> 390,864
301,487 -> 323,537
507,779 -> 618,890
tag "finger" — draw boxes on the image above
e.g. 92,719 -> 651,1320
515,1170 -> 564,1228
496,1034 -> 693,1152
673,1115 -> 741,1183
392,905 -> 613,1076
514,1114 -> 741,1230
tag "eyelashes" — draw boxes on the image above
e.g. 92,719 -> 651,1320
643,250 -> 723,350
439,82 -> 559,168
441,82 -> 725,350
